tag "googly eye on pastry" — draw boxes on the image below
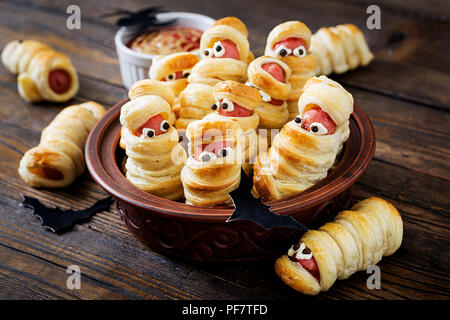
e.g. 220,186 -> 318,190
198,150 -> 217,162
292,45 -> 307,57
182,70 -> 191,78
149,52 -> 199,83
274,45 -> 291,57
221,98 -> 235,112
203,48 -> 213,57
212,41 -> 226,57
165,73 -> 177,81
142,127 -> 156,138
309,122 -> 328,135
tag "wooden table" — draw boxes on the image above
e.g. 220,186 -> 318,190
0,0 -> 449,300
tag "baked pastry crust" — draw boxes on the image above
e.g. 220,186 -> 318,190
18,101 -> 106,188
181,113 -> 243,206
2,40 -> 79,102
310,24 -> 374,76
264,21 -> 312,55
275,197 -> 403,295
120,95 -> 186,200
253,76 -> 353,201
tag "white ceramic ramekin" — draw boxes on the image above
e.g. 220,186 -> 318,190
115,12 -> 215,89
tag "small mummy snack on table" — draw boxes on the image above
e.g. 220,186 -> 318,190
1,40 -> 79,103
212,80 -> 261,175
19,101 -> 106,188
246,56 -> 292,143
310,24 -> 374,76
253,76 -> 353,201
264,21 -> 318,120
148,52 -> 199,117
120,83 -> 186,200
181,113 -> 243,206
275,197 -> 403,295
176,17 -> 252,129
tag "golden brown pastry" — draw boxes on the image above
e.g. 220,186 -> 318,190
148,52 -> 199,117
310,24 -> 374,76
181,113 -> 243,206
264,21 -> 318,120
18,101 -> 106,188
120,80 -> 185,200
275,197 -> 403,295
1,40 -> 79,103
176,17 -> 252,129
253,76 -> 353,201
246,56 -> 291,140
211,80 -> 261,175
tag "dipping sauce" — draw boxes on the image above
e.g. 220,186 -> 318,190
127,27 -> 203,55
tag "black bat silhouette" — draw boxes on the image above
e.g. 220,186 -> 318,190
22,196 -> 112,233
227,169 -> 309,231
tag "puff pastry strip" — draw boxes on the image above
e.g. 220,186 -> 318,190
181,113 -> 243,206
310,24 -> 374,76
176,17 -> 252,129
253,76 -> 353,201
149,52 -> 199,117
275,197 -> 403,295
120,93 -> 186,200
2,40 -> 79,102
18,101 -> 106,188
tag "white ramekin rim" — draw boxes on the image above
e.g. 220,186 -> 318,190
114,11 -> 216,61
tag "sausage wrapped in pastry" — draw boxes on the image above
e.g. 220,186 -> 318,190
253,76 -> 353,201
246,56 -> 291,142
212,80 -> 261,175
176,17 -> 252,129
264,21 -> 318,120
310,24 -> 374,76
275,197 -> 403,295
120,89 -> 186,200
181,113 -> 243,206
1,40 -> 79,103
18,101 -> 106,188
149,52 -> 199,117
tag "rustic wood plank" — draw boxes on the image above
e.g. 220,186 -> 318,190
3,0 -> 450,109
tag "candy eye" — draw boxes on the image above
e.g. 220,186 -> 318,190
213,41 -> 225,57
160,120 -> 170,132
182,70 -> 191,78
199,151 -> 216,162
288,242 -> 313,260
293,45 -> 306,57
221,98 -> 234,112
203,48 -> 213,57
165,73 -> 176,81
142,128 -> 155,138
294,116 -> 302,125
259,89 -> 271,102
275,45 -> 291,57
218,147 -> 233,158
309,122 -> 328,135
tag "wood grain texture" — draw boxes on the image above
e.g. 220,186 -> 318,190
0,0 -> 449,300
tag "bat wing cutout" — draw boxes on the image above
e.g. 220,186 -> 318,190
22,195 -> 112,233
227,169 -> 308,231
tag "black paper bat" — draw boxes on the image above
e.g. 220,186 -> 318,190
100,6 -> 177,35
22,195 -> 112,233
227,169 -> 309,231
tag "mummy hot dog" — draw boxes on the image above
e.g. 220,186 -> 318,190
181,113 -> 243,206
120,83 -> 186,200
246,56 -> 292,142
18,101 -> 106,188
310,24 -> 374,76
212,80 -> 261,175
149,52 -> 199,117
1,40 -> 79,103
253,76 -> 353,201
275,197 -> 403,295
264,21 -> 318,120
176,17 -> 252,129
